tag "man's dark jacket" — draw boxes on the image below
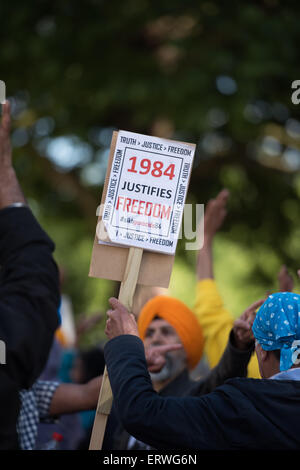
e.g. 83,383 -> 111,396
104,331 -> 254,449
105,335 -> 300,450
0,207 -> 60,449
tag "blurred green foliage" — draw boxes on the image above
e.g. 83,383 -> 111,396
1,0 -> 300,344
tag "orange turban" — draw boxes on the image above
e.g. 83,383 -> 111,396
138,295 -> 204,369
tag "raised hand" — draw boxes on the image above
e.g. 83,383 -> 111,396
233,299 -> 265,350
105,297 -> 139,339
278,265 -> 294,292
145,344 -> 183,372
0,101 -> 26,209
197,188 -> 229,280
0,101 -> 12,169
204,189 -> 230,242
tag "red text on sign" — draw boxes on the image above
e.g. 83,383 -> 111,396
128,157 -> 176,180
116,196 -> 171,220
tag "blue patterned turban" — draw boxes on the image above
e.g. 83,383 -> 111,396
252,292 -> 300,371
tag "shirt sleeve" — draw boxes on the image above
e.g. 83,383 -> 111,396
194,279 -> 234,367
32,380 -> 60,418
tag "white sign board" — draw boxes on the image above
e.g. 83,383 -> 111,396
99,130 -> 195,254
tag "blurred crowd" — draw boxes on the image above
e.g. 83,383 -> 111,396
1,100 -> 300,451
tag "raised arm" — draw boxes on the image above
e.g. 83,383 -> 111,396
194,190 -> 234,366
194,190 -> 260,378
0,101 -> 25,208
278,265 -> 294,292
0,101 -> 60,388
196,189 -> 229,281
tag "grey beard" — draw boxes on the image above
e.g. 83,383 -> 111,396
149,354 -> 186,383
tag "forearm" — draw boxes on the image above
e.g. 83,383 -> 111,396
0,167 -> 26,209
196,238 -> 214,280
194,277 -> 234,359
49,378 -> 101,415
197,190 -> 229,280
215,329 -> 254,377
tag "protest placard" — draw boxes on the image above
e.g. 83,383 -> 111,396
88,130 -> 195,450
100,130 -> 195,254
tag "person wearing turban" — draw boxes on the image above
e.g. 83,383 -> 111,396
252,292 -> 300,379
104,295 -> 259,450
104,292 -> 300,450
137,296 -> 204,391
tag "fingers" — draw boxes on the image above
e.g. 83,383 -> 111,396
0,101 -> 11,160
205,189 -> 229,221
106,309 -> 114,318
105,299 -> 138,339
104,318 -> 112,337
149,344 -> 183,355
234,319 -> 250,331
205,199 -> 216,214
278,265 -> 290,279
216,188 -> 230,202
107,298 -> 132,320
278,264 -> 287,276
240,299 -> 264,327
108,297 -> 128,314
277,264 -> 294,292
108,297 -> 120,308
148,360 -> 166,373
3,100 -> 10,115
245,298 -> 265,313
145,343 -> 183,371
253,298 -> 266,308
1,100 -> 11,134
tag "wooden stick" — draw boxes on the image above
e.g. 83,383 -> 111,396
89,246 -> 143,450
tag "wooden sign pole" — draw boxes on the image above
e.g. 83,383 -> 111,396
89,246 -> 143,450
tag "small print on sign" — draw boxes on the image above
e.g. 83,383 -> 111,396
100,130 -> 195,254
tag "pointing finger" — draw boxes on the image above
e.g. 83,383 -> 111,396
148,344 -> 183,356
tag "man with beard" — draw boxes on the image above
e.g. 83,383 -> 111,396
106,295 -> 260,450
104,292 -> 300,450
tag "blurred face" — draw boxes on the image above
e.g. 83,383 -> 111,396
144,318 -> 187,383
144,318 -> 182,348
